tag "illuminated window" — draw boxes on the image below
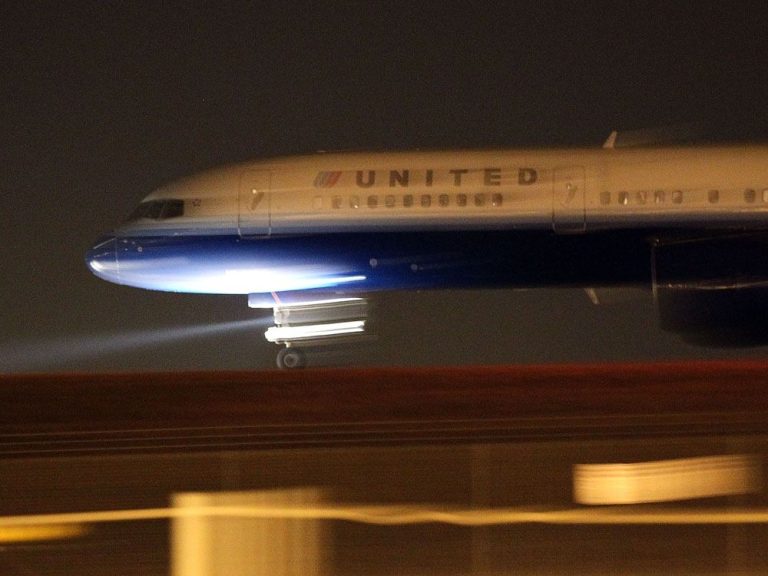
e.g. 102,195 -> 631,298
763,188 -> 768,203
654,190 -> 665,204
439,194 -> 449,207
385,194 -> 395,208
618,191 -> 629,205
332,196 -> 343,209
599,191 -> 610,205
672,190 -> 683,204
403,194 -> 414,207
367,195 -> 378,208
457,193 -> 468,207
744,189 -> 756,203
492,193 -> 503,207
474,193 -> 486,207
421,194 -> 431,207
350,195 -> 360,208
636,191 -> 647,204
708,189 -> 719,203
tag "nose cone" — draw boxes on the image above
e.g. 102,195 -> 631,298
85,235 -> 120,284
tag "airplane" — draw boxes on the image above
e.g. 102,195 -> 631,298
86,131 -> 768,366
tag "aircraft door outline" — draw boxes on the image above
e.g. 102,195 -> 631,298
238,170 -> 271,237
552,166 -> 586,233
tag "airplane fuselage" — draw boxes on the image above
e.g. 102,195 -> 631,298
87,146 -> 768,297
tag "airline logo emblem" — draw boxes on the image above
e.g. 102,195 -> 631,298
313,171 -> 343,188
313,168 -> 538,188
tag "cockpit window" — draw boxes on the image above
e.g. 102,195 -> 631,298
127,199 -> 184,222
162,199 -> 184,219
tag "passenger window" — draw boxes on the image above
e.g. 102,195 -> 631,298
672,190 -> 683,204
332,196 -> 343,209
636,191 -> 647,204
762,188 -> 768,203
367,195 -> 378,208
708,189 -> 719,203
654,190 -> 665,204
350,195 -> 360,209
599,191 -> 610,205
313,196 -> 323,209
403,194 -> 414,207
618,191 -> 629,205
744,189 -> 756,203
421,194 -> 431,207
491,193 -> 503,207
385,195 -> 395,208
474,193 -> 486,207
457,193 -> 468,207
439,194 -> 449,207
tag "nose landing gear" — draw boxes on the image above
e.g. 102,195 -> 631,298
263,297 -> 373,369
276,347 -> 306,370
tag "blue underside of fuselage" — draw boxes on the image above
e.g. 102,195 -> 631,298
85,230 -> 663,295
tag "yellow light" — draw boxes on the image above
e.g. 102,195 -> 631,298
0,523 -> 88,542
574,454 -> 762,505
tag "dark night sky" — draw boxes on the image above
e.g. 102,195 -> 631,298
3,2 -> 768,371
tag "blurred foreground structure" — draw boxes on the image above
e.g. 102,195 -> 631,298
2,362 -> 768,575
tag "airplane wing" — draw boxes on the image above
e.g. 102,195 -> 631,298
603,122 -> 707,148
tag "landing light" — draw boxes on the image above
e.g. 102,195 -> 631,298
265,321 -> 365,343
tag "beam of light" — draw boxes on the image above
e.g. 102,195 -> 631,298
7,504 -> 768,527
0,318 -> 270,372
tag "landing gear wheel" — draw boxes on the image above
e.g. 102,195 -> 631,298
276,347 -> 306,369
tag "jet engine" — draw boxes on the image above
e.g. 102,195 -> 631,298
653,232 -> 768,346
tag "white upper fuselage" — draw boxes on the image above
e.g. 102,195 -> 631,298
118,145 -> 768,238
84,143 -> 768,349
